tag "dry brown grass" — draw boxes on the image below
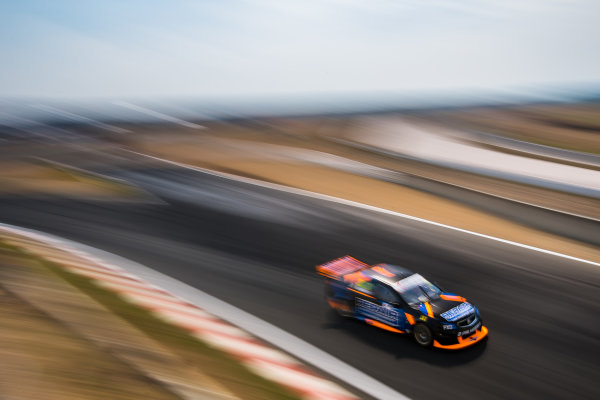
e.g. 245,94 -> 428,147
0,160 -> 142,199
0,247 -> 181,400
0,239 -> 301,400
431,104 -> 600,153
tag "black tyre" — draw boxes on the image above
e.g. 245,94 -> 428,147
325,284 -> 353,317
327,298 -> 353,318
335,301 -> 354,317
413,323 -> 433,347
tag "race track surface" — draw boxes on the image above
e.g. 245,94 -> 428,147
0,167 -> 598,399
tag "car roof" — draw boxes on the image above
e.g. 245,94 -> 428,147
364,263 -> 415,285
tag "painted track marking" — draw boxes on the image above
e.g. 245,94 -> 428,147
128,151 -> 600,267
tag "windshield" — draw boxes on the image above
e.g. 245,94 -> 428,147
392,274 -> 442,305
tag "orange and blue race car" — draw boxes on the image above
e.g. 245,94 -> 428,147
317,256 -> 488,349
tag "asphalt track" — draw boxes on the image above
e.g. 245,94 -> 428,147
1,167 -> 599,399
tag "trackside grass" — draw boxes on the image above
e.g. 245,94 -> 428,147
0,240 -> 302,400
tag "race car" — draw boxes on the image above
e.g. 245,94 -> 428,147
317,256 -> 488,349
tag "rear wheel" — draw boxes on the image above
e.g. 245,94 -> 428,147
328,298 -> 353,317
325,284 -> 353,317
413,323 -> 433,347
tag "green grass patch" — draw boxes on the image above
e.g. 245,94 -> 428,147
2,240 -> 301,400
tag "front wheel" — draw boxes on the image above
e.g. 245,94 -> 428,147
413,323 -> 433,347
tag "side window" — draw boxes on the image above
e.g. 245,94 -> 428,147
354,280 -> 374,294
373,282 -> 400,304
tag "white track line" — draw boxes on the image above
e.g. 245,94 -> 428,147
130,151 -> 600,267
113,101 -> 205,130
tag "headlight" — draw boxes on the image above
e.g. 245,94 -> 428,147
442,323 -> 456,330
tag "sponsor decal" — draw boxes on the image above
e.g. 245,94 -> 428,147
356,298 -> 399,326
440,302 -> 474,322
357,281 -> 374,292
457,322 -> 481,336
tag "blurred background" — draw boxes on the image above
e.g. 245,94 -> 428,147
1,1 -> 599,400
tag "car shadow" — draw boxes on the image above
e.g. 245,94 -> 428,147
321,310 -> 488,367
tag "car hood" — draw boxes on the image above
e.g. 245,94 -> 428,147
413,298 -> 474,322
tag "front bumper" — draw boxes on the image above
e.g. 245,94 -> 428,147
433,326 -> 488,350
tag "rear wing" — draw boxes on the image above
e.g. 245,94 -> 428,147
316,256 -> 370,280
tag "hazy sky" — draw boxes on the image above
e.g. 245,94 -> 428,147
1,0 -> 599,99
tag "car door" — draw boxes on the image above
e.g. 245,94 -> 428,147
347,279 -> 378,316
356,280 -> 404,328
